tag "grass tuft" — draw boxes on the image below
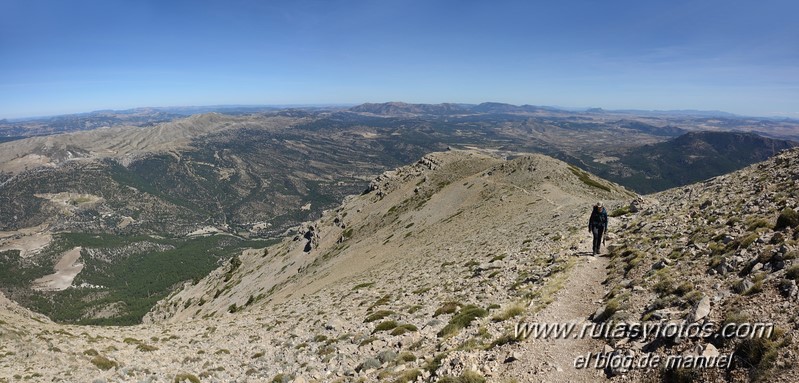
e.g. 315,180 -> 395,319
364,310 -> 395,323
136,343 -> 159,352
352,282 -> 375,290
491,304 -> 524,322
439,370 -> 487,383
434,301 -> 460,317
568,165 -> 611,192
775,208 -> 799,230
174,373 -> 201,383
90,355 -> 118,371
390,323 -> 418,336
437,305 -> 488,337
373,320 -> 399,333
785,265 -> 799,280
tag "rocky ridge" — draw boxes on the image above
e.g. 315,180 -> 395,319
1,149 -> 630,382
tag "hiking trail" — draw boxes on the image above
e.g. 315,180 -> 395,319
495,224 -> 611,382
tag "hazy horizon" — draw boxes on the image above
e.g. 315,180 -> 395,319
1,0 -> 797,119
1,101 -> 781,122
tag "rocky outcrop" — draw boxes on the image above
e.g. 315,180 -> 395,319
294,223 -> 319,252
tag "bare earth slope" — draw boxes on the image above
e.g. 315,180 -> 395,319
1,149 -> 633,382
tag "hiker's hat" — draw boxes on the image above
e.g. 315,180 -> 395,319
596,201 -> 603,207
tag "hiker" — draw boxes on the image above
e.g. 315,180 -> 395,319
588,202 -> 608,256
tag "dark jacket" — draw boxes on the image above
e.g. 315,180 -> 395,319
589,206 -> 608,231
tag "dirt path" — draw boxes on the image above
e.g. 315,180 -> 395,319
496,232 -> 610,382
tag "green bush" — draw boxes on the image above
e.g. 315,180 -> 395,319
393,369 -> 422,383
313,335 -> 328,342
775,208 -> 799,230
370,294 -> 391,309
674,282 -> 694,296
424,352 -> 449,374
785,265 -> 799,280
489,254 -> 507,262
609,206 -> 632,217
683,291 -> 703,306
407,305 -> 422,314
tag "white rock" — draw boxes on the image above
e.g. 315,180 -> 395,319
690,297 -> 711,322
702,344 -> 720,358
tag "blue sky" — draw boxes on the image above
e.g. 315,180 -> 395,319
1,0 -> 797,118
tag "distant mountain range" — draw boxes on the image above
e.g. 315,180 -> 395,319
348,101 -> 749,117
349,101 -> 564,116
4,102 -> 798,141
349,102 -> 465,116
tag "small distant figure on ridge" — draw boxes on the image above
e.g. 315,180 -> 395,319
589,202 -> 608,256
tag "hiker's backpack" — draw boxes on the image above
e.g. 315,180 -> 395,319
591,208 -> 607,227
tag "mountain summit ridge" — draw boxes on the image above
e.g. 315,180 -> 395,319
146,148 -> 631,323
2,148 -> 799,381
0,148 -> 631,381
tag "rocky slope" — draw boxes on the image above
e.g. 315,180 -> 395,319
598,148 -> 799,382
0,149 -> 631,382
